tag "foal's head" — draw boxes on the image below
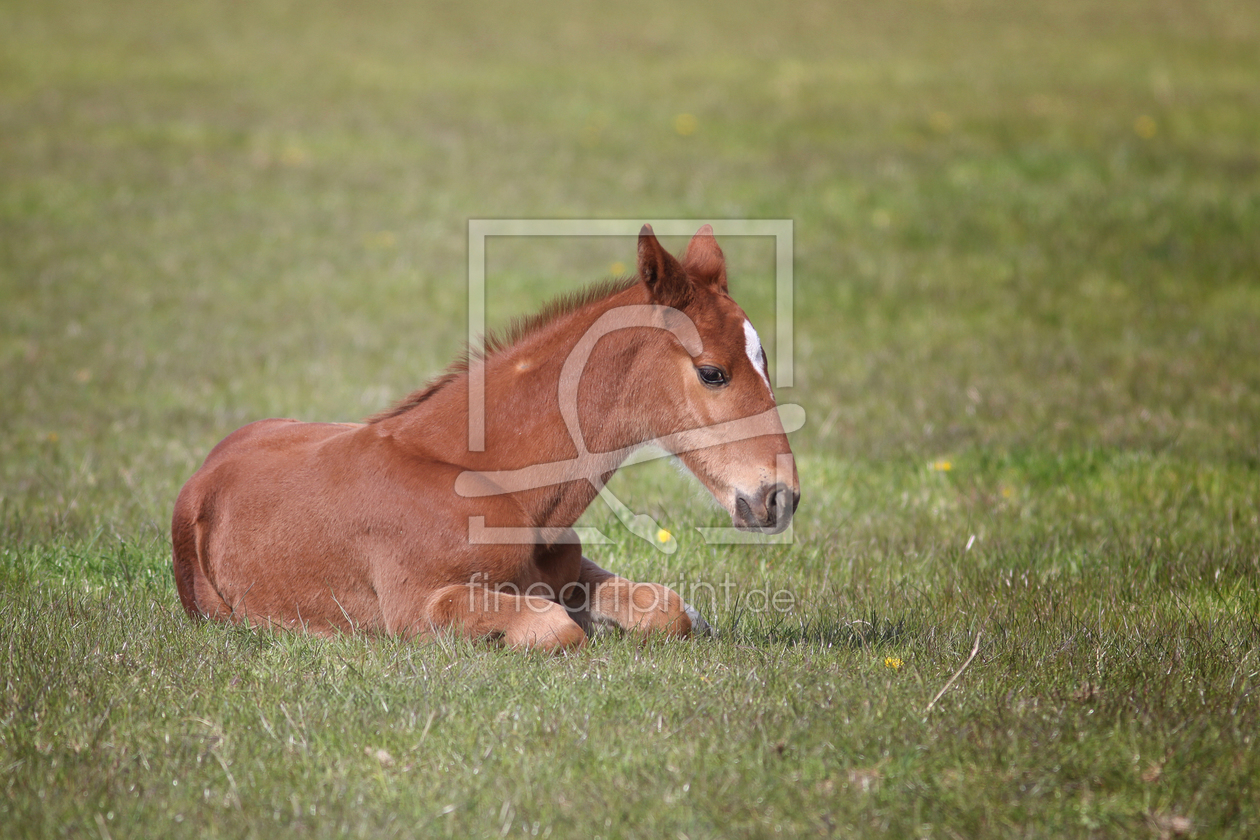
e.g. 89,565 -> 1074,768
635,225 -> 799,534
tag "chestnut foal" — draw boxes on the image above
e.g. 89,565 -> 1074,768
172,225 -> 799,651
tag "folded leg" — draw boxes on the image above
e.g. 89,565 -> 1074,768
406,583 -> 587,653
566,557 -> 713,640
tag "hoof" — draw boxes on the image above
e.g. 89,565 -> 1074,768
683,603 -> 717,638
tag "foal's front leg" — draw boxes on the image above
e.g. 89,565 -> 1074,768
568,557 -> 714,639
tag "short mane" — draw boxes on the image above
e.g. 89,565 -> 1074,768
367,276 -> 638,423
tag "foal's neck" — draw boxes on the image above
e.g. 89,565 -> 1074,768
382,282 -> 660,529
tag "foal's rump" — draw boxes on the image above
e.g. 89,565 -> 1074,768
173,417 -> 535,633
172,419 -> 405,632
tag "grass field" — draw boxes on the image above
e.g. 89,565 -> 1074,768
2,0 -> 1259,836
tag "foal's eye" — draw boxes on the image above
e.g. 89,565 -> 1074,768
697,366 -> 728,387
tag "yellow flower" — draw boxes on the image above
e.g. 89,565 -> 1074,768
656,528 -> 672,544
931,459 -> 952,472
673,113 -> 698,136
609,261 -> 626,276
884,657 -> 903,670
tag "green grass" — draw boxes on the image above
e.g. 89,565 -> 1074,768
2,0 -> 1259,836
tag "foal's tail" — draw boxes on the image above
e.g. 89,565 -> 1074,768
171,485 -> 231,620
171,489 -> 203,618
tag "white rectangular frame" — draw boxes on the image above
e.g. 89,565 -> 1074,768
466,219 -> 793,451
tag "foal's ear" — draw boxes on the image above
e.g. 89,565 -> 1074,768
638,224 -> 692,308
682,224 -> 728,292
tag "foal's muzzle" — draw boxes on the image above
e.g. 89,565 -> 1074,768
733,482 -> 799,534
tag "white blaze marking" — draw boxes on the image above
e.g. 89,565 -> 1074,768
743,319 -> 773,395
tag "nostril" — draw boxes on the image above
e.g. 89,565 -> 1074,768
767,483 -> 793,523
735,483 -> 796,533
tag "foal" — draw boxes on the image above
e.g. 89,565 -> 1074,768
172,224 -> 799,651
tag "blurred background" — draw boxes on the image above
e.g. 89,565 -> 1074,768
2,0 -> 1257,548
4,6 -> 1258,834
